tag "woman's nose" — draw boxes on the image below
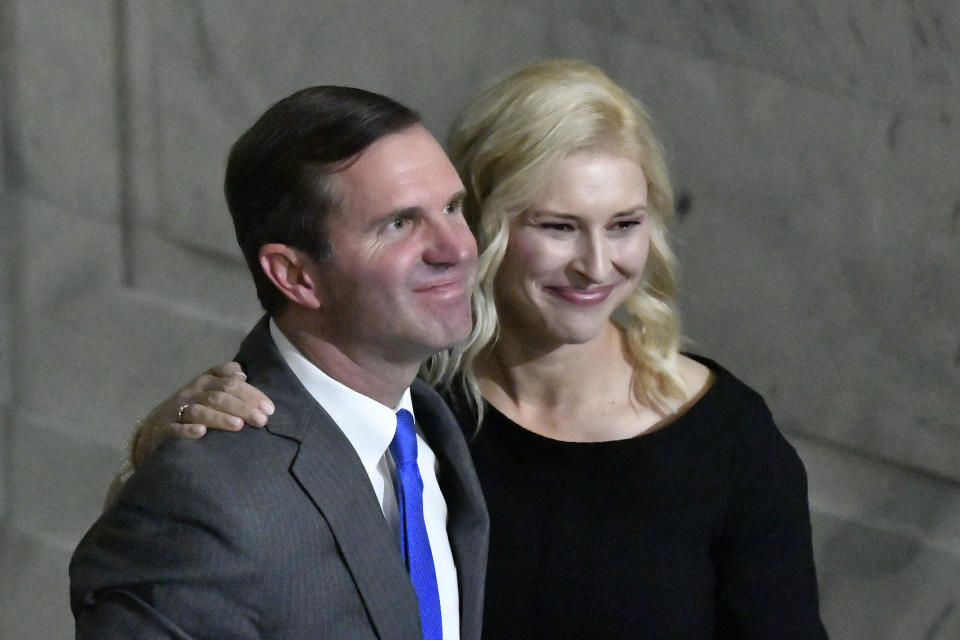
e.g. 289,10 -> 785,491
571,234 -> 610,283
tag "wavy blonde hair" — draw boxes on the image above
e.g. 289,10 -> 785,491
422,59 -> 685,422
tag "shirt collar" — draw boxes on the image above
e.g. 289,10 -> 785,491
269,318 -> 414,476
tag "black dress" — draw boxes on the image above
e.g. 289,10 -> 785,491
449,356 -> 828,640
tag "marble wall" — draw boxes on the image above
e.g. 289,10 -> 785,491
0,1 -> 957,638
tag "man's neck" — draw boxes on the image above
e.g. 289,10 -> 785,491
272,311 -> 419,408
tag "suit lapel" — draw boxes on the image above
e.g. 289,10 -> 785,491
234,317 -> 422,640
412,379 -> 490,640
286,422 -> 423,639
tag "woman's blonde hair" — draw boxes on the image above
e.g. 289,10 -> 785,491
422,59 -> 685,422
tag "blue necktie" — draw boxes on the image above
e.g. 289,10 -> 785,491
390,409 -> 443,640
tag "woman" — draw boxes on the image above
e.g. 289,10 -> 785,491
127,60 -> 827,638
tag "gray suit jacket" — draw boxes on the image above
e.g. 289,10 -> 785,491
70,317 -> 489,639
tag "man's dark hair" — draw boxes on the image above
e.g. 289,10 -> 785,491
224,86 -> 421,314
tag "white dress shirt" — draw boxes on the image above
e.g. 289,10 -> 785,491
270,320 -> 460,639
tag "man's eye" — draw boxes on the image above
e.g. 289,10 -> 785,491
389,216 -> 409,230
444,201 -> 463,215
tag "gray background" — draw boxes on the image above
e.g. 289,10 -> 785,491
1,1 -> 958,638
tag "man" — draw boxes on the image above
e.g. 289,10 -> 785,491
70,86 -> 488,639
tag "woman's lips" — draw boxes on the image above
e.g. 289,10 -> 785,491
545,284 -> 616,305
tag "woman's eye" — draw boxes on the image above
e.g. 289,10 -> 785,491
540,222 -> 574,232
611,216 -> 645,232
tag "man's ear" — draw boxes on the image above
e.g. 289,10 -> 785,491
258,243 -> 323,309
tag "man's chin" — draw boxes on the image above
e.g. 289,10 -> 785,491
425,318 -> 474,353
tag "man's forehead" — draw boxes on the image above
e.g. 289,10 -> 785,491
346,124 -> 448,170
332,126 -> 463,211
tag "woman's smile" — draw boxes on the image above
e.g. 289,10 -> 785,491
543,284 -> 617,305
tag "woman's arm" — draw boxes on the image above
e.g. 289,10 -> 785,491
714,398 -> 828,639
104,362 -> 275,508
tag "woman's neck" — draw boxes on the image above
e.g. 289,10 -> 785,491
474,320 -> 714,442
476,321 -> 648,440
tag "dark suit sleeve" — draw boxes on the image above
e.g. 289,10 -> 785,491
713,397 -> 829,639
70,440 -> 265,640
74,589 -> 197,639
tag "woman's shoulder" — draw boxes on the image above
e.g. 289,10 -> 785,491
683,354 -> 802,461
679,354 -> 783,437
683,354 -> 768,407
676,353 -> 712,402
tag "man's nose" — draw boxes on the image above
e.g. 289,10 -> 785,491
422,216 -> 476,267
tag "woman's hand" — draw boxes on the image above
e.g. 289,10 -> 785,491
131,362 -> 275,467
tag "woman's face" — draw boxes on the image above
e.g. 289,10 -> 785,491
494,149 -> 651,349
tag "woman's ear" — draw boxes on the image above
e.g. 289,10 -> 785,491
258,243 -> 323,309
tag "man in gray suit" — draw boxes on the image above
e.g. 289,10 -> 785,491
70,86 -> 489,639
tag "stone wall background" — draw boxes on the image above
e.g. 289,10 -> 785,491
1,1 -> 958,638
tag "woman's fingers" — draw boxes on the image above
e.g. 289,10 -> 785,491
179,401 -> 245,431
209,361 -> 246,378
131,363 -> 276,468
162,420 -> 208,440
219,375 -> 275,422
184,382 -> 272,427
194,363 -> 275,422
